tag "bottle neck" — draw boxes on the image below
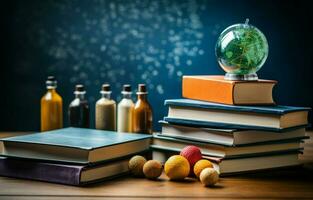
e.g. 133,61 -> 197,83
47,87 -> 56,93
137,94 -> 147,101
122,92 -> 132,99
101,92 -> 111,99
75,93 -> 85,100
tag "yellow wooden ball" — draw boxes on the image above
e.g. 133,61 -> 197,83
193,159 -> 213,178
164,155 -> 190,180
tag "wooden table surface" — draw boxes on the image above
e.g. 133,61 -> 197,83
0,131 -> 312,200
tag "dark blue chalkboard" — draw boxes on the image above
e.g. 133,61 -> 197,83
1,0 -> 312,131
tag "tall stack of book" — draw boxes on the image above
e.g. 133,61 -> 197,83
0,128 -> 151,185
152,75 -> 311,176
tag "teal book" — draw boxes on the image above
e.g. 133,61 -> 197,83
152,148 -> 301,176
152,134 -> 303,158
159,120 -> 308,146
164,99 -> 311,131
0,128 -> 152,164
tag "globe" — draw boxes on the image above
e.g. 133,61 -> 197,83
215,19 -> 269,80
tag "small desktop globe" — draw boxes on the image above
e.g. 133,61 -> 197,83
215,19 -> 268,80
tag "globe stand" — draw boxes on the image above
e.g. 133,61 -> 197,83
224,73 -> 258,81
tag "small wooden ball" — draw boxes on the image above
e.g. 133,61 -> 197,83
143,160 -> 163,179
199,168 -> 219,187
128,155 -> 147,177
164,155 -> 190,180
193,159 -> 214,178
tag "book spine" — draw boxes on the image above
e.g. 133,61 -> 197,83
182,76 -> 234,104
0,158 -> 82,185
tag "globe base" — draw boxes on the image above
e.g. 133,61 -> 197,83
224,73 -> 258,81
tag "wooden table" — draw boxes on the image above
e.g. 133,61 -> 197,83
0,131 -> 312,200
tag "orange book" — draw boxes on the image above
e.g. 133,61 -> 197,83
182,75 -> 277,105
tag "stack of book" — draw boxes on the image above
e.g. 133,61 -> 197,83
152,75 -> 311,176
0,128 -> 151,185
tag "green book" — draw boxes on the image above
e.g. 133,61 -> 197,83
0,128 -> 151,164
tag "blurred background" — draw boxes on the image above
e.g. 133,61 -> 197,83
1,0 -> 312,131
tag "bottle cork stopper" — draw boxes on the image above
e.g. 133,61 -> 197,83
47,76 -> 56,81
75,84 -> 85,92
123,84 -> 132,92
102,84 -> 111,92
46,76 -> 57,88
138,84 -> 147,93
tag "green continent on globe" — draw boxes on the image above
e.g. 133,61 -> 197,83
216,24 -> 268,75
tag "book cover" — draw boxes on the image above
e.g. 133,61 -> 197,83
152,134 -> 304,159
151,145 -> 301,160
1,127 -> 152,150
164,117 -> 308,132
0,156 -> 84,185
0,151 -> 152,186
159,120 -> 237,133
152,147 -> 301,176
160,120 -> 308,144
0,128 -> 152,163
0,157 -> 130,186
154,133 -> 307,147
182,75 -> 277,105
165,99 -> 311,115
164,99 -> 310,131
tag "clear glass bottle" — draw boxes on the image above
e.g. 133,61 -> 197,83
68,84 -> 90,128
117,84 -> 134,132
95,84 -> 116,131
41,76 -> 63,132
133,84 -> 153,134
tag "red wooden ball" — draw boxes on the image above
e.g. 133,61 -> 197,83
180,145 -> 202,167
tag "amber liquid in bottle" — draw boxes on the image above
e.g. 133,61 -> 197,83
68,84 -> 90,128
41,76 -> 63,132
133,84 -> 153,134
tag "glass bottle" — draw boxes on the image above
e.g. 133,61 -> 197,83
133,84 -> 153,134
117,84 -> 134,132
68,84 -> 90,128
95,84 -> 116,131
41,76 -> 63,132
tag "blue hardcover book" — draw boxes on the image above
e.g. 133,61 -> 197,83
0,128 -> 152,164
152,148 -> 302,176
164,99 -> 311,131
159,120 -> 308,146
152,134 -> 303,158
